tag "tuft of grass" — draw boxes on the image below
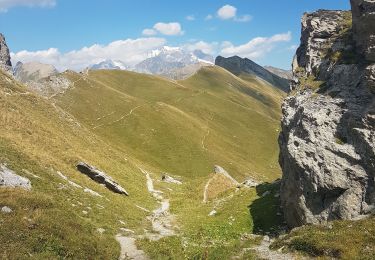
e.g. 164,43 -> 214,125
271,217 -> 375,259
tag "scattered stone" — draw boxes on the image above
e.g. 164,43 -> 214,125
56,171 -> 82,188
0,164 -> 31,190
213,165 -> 239,185
242,178 -> 259,188
1,206 -> 12,213
208,210 -> 217,216
82,210 -> 88,215
119,228 -> 135,234
76,162 -> 128,196
84,187 -> 103,197
261,191 -> 271,197
97,228 -> 105,234
161,174 -> 182,185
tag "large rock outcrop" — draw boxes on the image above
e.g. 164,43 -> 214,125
0,34 -> 12,74
280,0 -> 375,228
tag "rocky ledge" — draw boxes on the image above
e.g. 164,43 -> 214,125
279,0 -> 375,228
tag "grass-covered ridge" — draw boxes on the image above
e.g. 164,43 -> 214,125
0,66 -> 285,259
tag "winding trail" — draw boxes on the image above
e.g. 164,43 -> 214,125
252,237 -> 301,260
201,115 -> 214,151
93,106 -> 143,130
202,177 -> 214,203
143,169 -> 176,240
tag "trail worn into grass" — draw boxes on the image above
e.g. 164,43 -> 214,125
116,234 -> 149,260
144,169 -> 176,240
93,106 -> 143,130
252,237 -> 301,260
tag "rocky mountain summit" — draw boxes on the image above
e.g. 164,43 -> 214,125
215,56 -> 290,92
89,59 -> 129,70
0,33 -> 12,74
280,0 -> 375,228
134,46 -> 213,79
14,61 -> 58,83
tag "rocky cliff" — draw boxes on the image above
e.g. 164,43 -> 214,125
280,0 -> 375,228
215,55 -> 290,92
0,33 -> 12,74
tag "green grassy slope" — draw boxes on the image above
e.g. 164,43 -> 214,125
56,66 -> 284,182
0,71 -> 157,259
0,66 -> 286,259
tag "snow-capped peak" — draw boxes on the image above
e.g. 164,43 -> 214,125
89,59 -> 129,70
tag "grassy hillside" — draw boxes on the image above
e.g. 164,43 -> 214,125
56,66 -> 284,182
0,66 -> 286,259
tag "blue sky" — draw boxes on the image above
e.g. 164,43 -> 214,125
0,0 -> 349,70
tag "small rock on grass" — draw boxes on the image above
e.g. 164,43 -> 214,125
1,206 -> 12,213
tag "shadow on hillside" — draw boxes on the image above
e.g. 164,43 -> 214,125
249,180 -> 286,237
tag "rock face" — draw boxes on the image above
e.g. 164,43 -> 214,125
351,0 -> 375,62
280,0 -> 375,228
0,34 -> 12,74
14,61 -> 58,83
0,164 -> 31,190
215,56 -> 290,92
76,162 -> 129,196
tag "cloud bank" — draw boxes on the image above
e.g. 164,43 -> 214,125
11,32 -> 291,71
11,37 -> 167,71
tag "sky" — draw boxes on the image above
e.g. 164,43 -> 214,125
0,0 -> 350,71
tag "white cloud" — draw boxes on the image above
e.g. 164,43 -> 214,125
220,32 -> 292,59
217,5 -> 237,20
186,15 -> 195,21
0,0 -> 56,12
234,15 -> 252,22
142,28 -> 157,36
183,41 -> 219,55
153,22 -> 183,36
205,14 -> 213,21
11,37 -> 166,71
216,4 -> 251,22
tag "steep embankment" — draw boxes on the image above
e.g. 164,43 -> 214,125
275,0 -> 375,258
0,70 -> 161,259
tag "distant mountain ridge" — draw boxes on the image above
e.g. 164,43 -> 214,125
215,56 -> 290,92
264,66 -> 292,80
89,59 -> 129,70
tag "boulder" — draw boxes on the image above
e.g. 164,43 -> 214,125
1,206 -> 12,213
161,174 -> 182,185
0,164 -> 31,190
76,162 -> 128,196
